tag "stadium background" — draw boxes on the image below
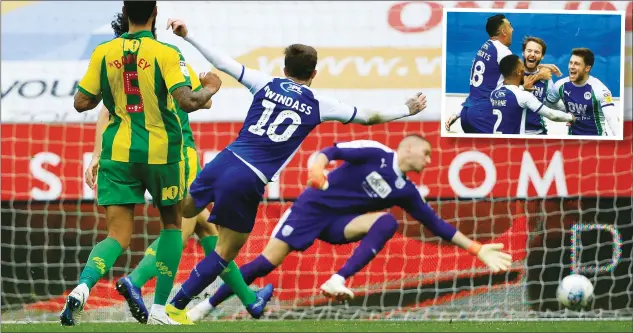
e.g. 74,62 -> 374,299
444,10 -> 626,136
1,0 -> 632,322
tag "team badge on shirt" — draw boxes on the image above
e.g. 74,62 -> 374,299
584,92 -> 592,100
364,172 -> 392,198
180,61 -> 189,77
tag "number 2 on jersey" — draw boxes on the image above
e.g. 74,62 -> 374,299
248,99 -> 302,142
470,60 -> 485,88
492,109 -> 503,134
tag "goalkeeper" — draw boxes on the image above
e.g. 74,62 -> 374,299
187,135 -> 513,321
62,1 -> 220,326
83,12 -> 271,325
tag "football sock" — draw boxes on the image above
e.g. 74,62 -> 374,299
128,237 -> 160,288
153,229 -> 183,306
210,255 -> 275,307
219,260 -> 258,306
79,237 -> 124,289
171,250 -> 227,310
337,214 -> 398,279
199,235 -> 218,255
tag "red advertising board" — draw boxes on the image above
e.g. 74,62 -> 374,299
2,122 -> 631,201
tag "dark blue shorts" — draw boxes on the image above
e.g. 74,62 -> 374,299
271,205 -> 360,251
459,106 -> 476,133
189,149 -> 266,233
462,103 -> 494,134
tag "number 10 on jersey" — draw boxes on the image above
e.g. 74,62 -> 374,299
248,99 -> 302,142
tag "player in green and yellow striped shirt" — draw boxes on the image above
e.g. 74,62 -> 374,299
61,1 -> 221,326
82,13 -> 261,325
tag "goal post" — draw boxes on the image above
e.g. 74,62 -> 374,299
1,0 -> 632,322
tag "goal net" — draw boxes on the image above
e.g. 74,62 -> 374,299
1,0 -> 632,323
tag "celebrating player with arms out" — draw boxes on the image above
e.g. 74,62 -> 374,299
62,1 -> 221,326
546,48 -> 620,137
444,15 -> 562,134
84,12 -> 267,325
185,136 -> 513,321
489,55 -> 575,135
162,19 -> 428,323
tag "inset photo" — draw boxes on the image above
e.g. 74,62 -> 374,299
442,8 -> 625,140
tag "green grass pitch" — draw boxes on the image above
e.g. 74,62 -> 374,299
2,320 -> 631,332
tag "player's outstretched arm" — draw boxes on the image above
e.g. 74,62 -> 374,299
318,92 -> 427,126
404,194 -> 512,273
537,105 -> 575,123
167,19 -> 271,94
519,90 -> 575,123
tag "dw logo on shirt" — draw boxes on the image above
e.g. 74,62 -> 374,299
363,171 -> 392,199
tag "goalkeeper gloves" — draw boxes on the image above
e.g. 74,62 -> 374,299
467,242 -> 512,273
307,167 -> 329,190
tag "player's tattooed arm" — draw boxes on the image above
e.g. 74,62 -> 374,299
74,91 -> 102,112
171,86 -> 213,112
171,72 -> 222,113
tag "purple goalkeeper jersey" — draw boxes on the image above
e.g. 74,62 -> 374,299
292,140 -> 457,241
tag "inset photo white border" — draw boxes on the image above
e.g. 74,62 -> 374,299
441,8 -> 626,141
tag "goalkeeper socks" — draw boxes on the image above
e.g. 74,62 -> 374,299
171,250 -> 228,310
211,255 -> 275,307
199,235 -> 218,255
78,237 -> 124,289
128,237 -> 160,288
337,214 -> 398,279
153,229 -> 183,306
219,260 -> 258,306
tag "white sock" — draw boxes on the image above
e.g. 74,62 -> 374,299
72,283 -> 90,302
197,300 -> 214,312
331,274 -> 346,284
150,304 -> 166,314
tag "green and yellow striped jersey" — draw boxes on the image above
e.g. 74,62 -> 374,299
78,30 -> 199,164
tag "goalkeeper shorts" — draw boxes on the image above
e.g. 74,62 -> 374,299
271,205 -> 360,251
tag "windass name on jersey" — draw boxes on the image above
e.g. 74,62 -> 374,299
264,85 -> 313,115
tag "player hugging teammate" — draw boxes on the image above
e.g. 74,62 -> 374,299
446,14 -> 619,137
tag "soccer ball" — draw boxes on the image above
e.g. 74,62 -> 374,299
556,274 -> 594,310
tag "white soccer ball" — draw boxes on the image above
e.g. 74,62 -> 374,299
556,274 -> 594,310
